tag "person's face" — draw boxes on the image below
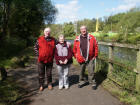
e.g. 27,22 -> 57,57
59,37 -> 64,43
80,27 -> 87,36
44,29 -> 51,38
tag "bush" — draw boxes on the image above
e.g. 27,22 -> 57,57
127,34 -> 140,44
0,38 -> 26,59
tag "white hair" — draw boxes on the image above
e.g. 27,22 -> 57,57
58,34 -> 65,39
44,27 -> 51,32
80,25 -> 87,30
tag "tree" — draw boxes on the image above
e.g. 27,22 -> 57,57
114,7 -> 140,39
0,0 -> 57,46
77,19 -> 96,33
47,24 -> 62,38
0,0 -> 12,41
63,22 -> 75,37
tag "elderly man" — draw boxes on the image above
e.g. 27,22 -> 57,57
73,25 -> 98,90
34,27 -> 56,91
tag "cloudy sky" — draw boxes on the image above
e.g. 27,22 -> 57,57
52,0 -> 140,24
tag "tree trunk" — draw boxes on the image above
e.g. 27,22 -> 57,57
0,67 -> 7,81
0,0 -> 11,41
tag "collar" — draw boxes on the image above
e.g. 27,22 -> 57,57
81,33 -> 88,38
44,36 -> 52,41
58,41 -> 67,47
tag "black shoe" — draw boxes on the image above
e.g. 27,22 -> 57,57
78,82 -> 89,88
92,85 -> 97,90
85,81 -> 89,85
78,84 -> 83,88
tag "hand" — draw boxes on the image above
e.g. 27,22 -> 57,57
92,57 -> 97,61
92,57 -> 95,61
66,42 -> 71,47
64,59 -> 68,64
59,60 -> 63,64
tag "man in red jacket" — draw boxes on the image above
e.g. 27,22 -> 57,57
34,27 -> 56,91
73,25 -> 98,90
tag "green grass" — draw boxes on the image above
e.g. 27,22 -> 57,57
0,46 -> 34,105
90,32 -> 118,37
72,57 -> 79,65
103,78 -> 140,105
0,47 -> 34,69
0,77 -> 27,105
96,58 -> 139,105
95,33 -> 140,44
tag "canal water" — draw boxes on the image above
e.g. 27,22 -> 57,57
66,39 -> 137,68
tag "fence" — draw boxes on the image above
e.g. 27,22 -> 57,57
97,41 -> 140,92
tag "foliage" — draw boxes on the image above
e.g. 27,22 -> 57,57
0,77 -> 27,105
60,7 -> 140,44
97,58 -> 139,105
127,34 -> 140,44
0,0 -> 57,68
65,35 -> 76,40
76,18 -> 96,34
103,79 -> 140,105
46,24 -> 63,38
0,45 -> 34,69
63,22 -> 76,37
0,0 -> 57,46
97,51 -> 139,105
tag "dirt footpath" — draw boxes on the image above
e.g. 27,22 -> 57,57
8,58 -> 124,105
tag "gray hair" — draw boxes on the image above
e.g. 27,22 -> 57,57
58,34 -> 65,39
80,25 -> 87,30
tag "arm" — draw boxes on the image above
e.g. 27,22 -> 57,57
54,47 -> 61,61
55,47 -> 67,64
93,37 -> 98,58
66,46 -> 73,60
34,40 -> 39,56
73,40 -> 77,58
54,47 -> 65,61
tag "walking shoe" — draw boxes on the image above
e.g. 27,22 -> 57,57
78,81 -> 89,88
39,86 -> 44,91
92,79 -> 97,90
78,81 -> 85,88
65,86 -> 69,89
59,86 -> 63,90
92,84 -> 97,90
78,84 -> 83,88
48,85 -> 53,90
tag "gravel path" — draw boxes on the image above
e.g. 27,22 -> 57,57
8,58 -> 124,105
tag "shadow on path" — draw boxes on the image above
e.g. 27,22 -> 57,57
7,59 -> 110,105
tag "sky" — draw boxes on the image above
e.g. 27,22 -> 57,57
51,0 -> 140,24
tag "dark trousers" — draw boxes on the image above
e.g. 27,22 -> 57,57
38,62 -> 53,87
79,60 -> 96,85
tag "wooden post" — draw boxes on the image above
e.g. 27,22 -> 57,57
108,43 -> 113,76
136,45 -> 140,92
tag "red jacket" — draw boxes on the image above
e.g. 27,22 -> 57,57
38,36 -> 55,63
73,34 -> 98,63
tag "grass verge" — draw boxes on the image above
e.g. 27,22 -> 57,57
0,47 -> 34,105
102,79 -> 140,105
0,77 -> 28,105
